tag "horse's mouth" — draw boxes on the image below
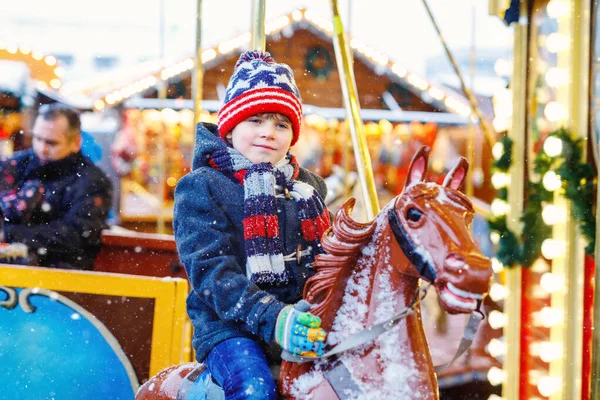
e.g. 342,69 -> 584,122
438,282 -> 484,313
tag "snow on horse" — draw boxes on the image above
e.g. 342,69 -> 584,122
136,146 -> 492,400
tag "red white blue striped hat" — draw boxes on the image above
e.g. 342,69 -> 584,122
218,51 -> 303,146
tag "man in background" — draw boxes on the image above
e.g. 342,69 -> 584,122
0,103 -> 112,270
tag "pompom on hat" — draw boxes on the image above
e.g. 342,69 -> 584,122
218,51 -> 303,146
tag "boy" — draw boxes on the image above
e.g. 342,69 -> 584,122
173,51 -> 330,399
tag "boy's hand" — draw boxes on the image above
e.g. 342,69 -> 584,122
275,301 -> 327,357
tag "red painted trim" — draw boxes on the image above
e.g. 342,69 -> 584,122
582,254 -> 595,400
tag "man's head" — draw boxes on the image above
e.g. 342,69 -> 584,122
218,50 -> 302,148
32,104 -> 82,164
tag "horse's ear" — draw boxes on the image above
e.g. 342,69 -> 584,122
405,146 -> 430,187
443,156 -> 469,190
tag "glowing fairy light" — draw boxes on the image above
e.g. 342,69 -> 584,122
542,171 -> 562,191
537,376 -> 562,397
541,204 -> 567,225
545,33 -> 569,53
541,239 -> 566,260
543,136 -> 563,157
292,9 -> 304,21
546,0 -> 570,19
488,310 -> 507,329
94,100 -> 105,111
487,338 -> 506,358
487,367 -> 506,386
538,341 -> 563,362
545,67 -> 568,88
491,258 -> 504,273
45,56 -> 57,66
544,101 -> 568,122
492,142 -> 504,160
491,199 -> 510,216
533,306 -> 563,327
540,272 -> 564,293
491,172 -> 510,189
489,283 -> 508,301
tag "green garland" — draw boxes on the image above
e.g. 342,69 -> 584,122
487,128 -> 596,268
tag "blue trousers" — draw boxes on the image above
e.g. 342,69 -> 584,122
205,337 -> 278,400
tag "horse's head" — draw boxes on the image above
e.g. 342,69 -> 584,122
387,146 -> 492,314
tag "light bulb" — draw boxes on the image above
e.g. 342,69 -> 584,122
492,258 -> 504,273
545,67 -> 569,88
542,171 -> 562,191
488,310 -> 507,329
534,306 -> 563,327
541,239 -> 565,259
487,367 -> 506,386
547,0 -> 570,18
492,142 -> 504,160
541,204 -> 567,225
545,33 -> 569,53
491,172 -> 510,189
487,338 -> 506,357
491,199 -> 510,216
543,136 -> 563,157
544,101 -> 567,122
489,283 -> 508,301
538,376 -> 562,397
538,341 -> 562,362
540,272 -> 563,293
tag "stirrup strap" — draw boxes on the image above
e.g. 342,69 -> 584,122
434,311 -> 483,373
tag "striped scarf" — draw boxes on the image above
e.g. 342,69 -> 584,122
209,147 -> 331,285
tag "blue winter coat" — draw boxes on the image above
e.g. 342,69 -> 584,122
173,123 -> 328,362
0,149 -> 112,270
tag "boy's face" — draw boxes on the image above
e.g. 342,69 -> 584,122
229,113 -> 293,164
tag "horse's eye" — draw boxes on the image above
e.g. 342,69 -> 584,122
406,208 -> 422,222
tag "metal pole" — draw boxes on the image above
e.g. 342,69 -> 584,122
193,0 -> 204,126
465,0 -> 476,197
420,0 -> 495,150
501,1 -> 529,397
250,0 -> 266,51
329,0 -> 379,220
562,1 -> 589,398
156,0 -> 167,234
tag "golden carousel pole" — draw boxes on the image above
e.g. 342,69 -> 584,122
501,1 -> 529,398
193,0 -> 204,126
420,0 -> 495,151
156,0 -> 167,233
251,0 -> 267,52
330,0 -> 379,219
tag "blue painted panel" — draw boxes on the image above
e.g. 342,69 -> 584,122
0,288 -> 136,400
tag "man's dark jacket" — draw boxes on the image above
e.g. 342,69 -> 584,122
173,123 -> 327,362
0,149 -> 112,270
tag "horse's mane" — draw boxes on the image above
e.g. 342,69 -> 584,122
303,198 -> 376,321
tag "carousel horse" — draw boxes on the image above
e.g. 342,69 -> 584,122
136,146 -> 492,400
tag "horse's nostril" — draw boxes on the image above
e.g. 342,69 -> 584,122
445,254 -> 465,270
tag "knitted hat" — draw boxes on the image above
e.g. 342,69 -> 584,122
218,51 -> 303,146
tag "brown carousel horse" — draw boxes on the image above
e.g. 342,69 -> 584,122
136,146 -> 492,400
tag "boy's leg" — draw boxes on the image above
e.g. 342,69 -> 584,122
206,337 -> 278,400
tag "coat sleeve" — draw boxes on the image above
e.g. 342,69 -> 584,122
3,170 -> 112,254
173,170 -> 287,344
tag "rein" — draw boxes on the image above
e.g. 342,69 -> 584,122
281,283 -> 431,364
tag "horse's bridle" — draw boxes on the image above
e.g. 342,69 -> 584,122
387,208 -> 437,283
282,208 -> 485,399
